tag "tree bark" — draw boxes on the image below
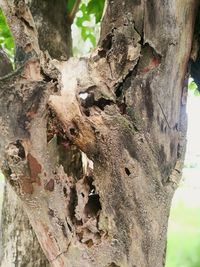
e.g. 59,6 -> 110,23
0,182 -> 49,267
28,0 -> 72,60
0,0 -> 198,267
0,1 -> 75,266
0,47 -> 49,267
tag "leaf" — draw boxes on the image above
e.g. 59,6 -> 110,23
76,17 -> 84,27
81,26 -> 88,41
194,89 -> 200,96
80,3 -> 90,21
88,33 -> 96,47
87,0 -> 105,23
67,0 -> 76,13
75,2 -> 95,49
0,9 -> 14,61
188,81 -> 197,91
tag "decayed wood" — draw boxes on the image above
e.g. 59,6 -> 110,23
0,38 -> 49,267
0,0 -> 198,266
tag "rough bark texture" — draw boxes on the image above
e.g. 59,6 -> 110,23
0,49 -> 49,267
0,182 -> 49,267
28,0 -> 72,60
0,0 -> 198,267
0,1 -> 74,266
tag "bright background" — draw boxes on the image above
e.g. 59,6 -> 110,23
166,91 -> 200,267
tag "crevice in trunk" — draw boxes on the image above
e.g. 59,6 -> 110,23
74,174 -> 104,247
108,263 -> 120,267
79,91 -> 114,115
46,106 -> 105,248
137,43 -> 161,74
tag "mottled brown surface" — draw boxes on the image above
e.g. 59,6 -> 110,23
0,182 -> 49,267
0,0 -> 198,267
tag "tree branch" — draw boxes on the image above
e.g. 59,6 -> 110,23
68,0 -> 81,24
29,0 -> 72,59
1,0 -> 39,57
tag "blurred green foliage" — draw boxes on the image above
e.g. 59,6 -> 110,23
67,0 -> 77,13
87,0 -> 105,23
188,79 -> 200,96
166,201 -> 200,267
73,0 -> 105,47
0,9 -> 14,61
0,0 -> 105,60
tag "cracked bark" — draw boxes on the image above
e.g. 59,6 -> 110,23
0,0 -> 74,266
0,0 -> 198,266
0,42 -> 49,267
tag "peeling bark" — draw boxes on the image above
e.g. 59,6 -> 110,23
0,39 -> 49,266
0,1 -> 74,266
0,0 -> 198,267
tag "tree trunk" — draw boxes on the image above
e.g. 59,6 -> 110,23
0,1 -> 75,266
0,182 -> 49,267
0,0 -> 198,267
0,29 -> 49,267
